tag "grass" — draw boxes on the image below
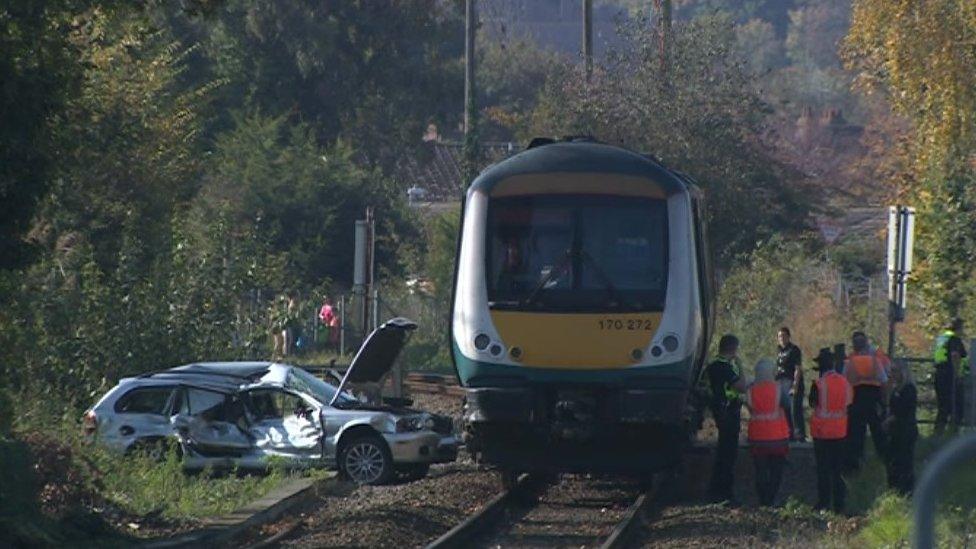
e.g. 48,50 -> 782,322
829,435 -> 976,548
92,448 -> 311,521
5,393 -> 325,546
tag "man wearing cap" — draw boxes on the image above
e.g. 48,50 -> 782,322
843,331 -> 888,470
809,347 -> 852,512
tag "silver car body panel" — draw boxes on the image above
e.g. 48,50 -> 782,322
86,361 -> 458,472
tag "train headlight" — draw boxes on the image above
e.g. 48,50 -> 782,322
650,345 -> 663,357
663,335 -> 679,353
489,344 -> 503,356
474,333 -> 490,350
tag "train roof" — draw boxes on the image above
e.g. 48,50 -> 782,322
467,139 -> 689,196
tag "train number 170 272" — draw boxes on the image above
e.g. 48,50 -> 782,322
598,319 -> 655,330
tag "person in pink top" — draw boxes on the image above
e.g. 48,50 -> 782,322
319,297 -> 339,348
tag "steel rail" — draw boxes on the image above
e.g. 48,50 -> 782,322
425,473 -> 538,549
427,473 -> 661,549
599,491 -> 651,549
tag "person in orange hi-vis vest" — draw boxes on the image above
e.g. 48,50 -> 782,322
842,331 -> 888,471
808,347 -> 852,512
747,359 -> 790,507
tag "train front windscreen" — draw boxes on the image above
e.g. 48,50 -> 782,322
486,194 -> 668,312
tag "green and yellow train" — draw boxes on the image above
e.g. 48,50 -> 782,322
450,137 -> 714,474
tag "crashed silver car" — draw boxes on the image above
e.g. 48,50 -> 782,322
83,318 -> 458,484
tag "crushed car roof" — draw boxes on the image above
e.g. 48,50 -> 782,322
137,361 -> 285,393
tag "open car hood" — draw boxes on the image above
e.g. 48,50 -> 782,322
330,317 -> 417,406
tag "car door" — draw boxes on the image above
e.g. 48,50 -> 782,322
244,388 -> 323,458
111,385 -> 178,445
173,387 -> 253,456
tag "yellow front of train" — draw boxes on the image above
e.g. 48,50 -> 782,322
451,139 -> 713,474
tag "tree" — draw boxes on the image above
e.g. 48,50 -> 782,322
0,1 -> 85,268
194,112 -> 415,288
845,0 -> 976,325
477,38 -> 567,140
169,0 -> 464,171
525,14 -> 816,264
32,8 -> 211,273
735,18 -> 785,74
785,0 -> 850,69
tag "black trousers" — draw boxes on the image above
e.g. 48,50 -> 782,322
934,364 -> 956,431
753,453 -> 786,506
792,387 -> 806,439
847,386 -> 886,469
887,428 -> 917,495
814,438 -> 846,512
710,412 -> 740,500
779,379 -> 806,439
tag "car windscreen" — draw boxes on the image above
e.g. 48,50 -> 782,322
285,367 -> 357,407
486,194 -> 668,312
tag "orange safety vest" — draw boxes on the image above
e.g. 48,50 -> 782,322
747,381 -> 790,443
846,353 -> 883,387
810,372 -> 851,440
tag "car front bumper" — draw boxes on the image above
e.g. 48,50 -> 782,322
383,432 -> 459,464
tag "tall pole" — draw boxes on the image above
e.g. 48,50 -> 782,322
462,0 -> 478,190
464,0 -> 476,136
653,0 -> 672,74
362,206 -> 374,339
583,0 -> 593,80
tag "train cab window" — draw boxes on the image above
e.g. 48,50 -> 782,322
487,194 -> 668,312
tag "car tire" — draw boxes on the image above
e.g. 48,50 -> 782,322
397,463 -> 430,482
127,437 -> 182,463
339,434 -> 394,485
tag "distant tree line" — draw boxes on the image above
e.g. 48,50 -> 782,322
0,1 -> 463,404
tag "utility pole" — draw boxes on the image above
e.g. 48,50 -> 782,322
653,0 -> 672,74
462,0 -> 479,190
464,0 -> 476,136
583,0 -> 593,80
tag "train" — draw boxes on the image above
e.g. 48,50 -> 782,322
450,137 -> 714,477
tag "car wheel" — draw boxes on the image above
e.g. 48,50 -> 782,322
397,463 -> 430,482
339,434 -> 394,485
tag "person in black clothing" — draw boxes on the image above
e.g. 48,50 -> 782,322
885,360 -> 918,494
706,334 -> 747,503
776,327 -> 805,441
933,319 -> 968,433
808,348 -> 850,513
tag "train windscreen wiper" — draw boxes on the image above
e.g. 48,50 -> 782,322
522,249 -> 573,308
578,249 -> 626,308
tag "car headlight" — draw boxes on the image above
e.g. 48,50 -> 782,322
395,416 -> 427,433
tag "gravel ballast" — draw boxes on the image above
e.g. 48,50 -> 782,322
231,388 -> 841,548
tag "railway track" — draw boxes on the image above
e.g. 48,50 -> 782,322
426,473 -> 664,549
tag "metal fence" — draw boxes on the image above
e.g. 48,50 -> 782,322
907,339 -> 976,548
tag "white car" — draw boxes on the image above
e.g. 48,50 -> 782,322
83,318 -> 458,484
